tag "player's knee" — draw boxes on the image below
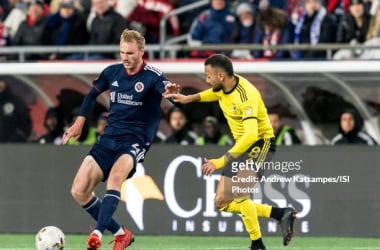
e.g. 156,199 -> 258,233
70,186 -> 88,204
214,195 -> 228,210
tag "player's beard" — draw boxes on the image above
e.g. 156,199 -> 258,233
212,82 -> 223,92
123,58 -> 142,72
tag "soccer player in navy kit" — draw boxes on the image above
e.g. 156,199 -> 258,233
62,29 -> 174,250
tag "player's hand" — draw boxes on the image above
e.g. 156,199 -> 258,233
62,126 -> 81,145
163,82 -> 180,96
62,117 -> 85,144
202,158 -> 217,176
164,93 -> 189,104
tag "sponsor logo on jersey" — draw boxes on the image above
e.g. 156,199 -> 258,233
244,106 -> 253,116
115,93 -> 143,106
111,81 -> 119,87
135,82 -> 144,92
110,91 -> 116,102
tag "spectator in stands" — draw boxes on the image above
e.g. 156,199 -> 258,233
127,0 -> 180,44
37,107 -> 64,145
253,7 -> 294,59
238,0 -> 291,12
292,0 -> 337,59
114,0 -> 137,20
86,0 -> 126,59
285,0 -> 307,12
366,0 -> 380,40
351,1 -> 380,59
188,0 -> 236,58
0,2 -> 4,21
325,0 -> 350,22
268,110 -> 301,145
336,0 -> 371,44
43,0 -> 89,60
331,109 -> 377,145
0,80 -> 32,142
229,2 -> 256,59
0,6 -> 9,50
165,107 -> 197,145
3,0 -> 28,40
175,0 -> 208,35
196,116 -> 233,146
48,0 -> 84,14
11,0 -> 50,60
286,0 -> 304,19
0,0 -> 7,17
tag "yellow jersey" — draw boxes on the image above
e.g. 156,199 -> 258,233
199,74 -> 274,155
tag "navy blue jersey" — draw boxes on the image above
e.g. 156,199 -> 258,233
87,63 -> 168,145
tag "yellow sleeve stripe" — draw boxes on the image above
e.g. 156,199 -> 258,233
243,116 -> 258,121
236,84 -> 248,102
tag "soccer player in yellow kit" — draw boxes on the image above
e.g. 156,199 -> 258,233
164,54 -> 296,250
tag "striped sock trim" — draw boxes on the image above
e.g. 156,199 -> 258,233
83,197 -> 99,210
104,190 -> 120,200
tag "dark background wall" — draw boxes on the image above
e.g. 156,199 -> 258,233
0,145 -> 379,237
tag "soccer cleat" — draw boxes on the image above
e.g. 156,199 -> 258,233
279,207 -> 297,246
86,233 -> 101,250
250,239 -> 266,250
110,226 -> 135,250
250,246 -> 266,250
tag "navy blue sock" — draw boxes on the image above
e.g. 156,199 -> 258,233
95,190 -> 121,234
82,196 -> 120,234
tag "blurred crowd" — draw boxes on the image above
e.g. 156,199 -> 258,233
0,79 -> 378,146
0,0 -> 380,60
1,0 -> 379,146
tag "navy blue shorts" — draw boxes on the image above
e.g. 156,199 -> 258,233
88,135 -> 146,181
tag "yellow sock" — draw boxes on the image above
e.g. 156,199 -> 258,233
239,199 -> 262,240
255,203 -> 272,218
219,198 -> 263,240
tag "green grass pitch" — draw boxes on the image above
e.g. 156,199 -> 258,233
0,234 -> 379,250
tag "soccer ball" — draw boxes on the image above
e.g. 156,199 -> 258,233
35,226 -> 65,250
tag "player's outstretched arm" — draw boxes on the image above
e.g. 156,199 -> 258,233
62,116 -> 86,145
164,93 -> 201,104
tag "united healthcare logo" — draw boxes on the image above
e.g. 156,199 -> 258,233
120,155 -> 312,234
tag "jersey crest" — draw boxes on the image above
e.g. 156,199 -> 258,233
135,82 -> 144,92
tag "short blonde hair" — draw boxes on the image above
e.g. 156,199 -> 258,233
120,29 -> 145,50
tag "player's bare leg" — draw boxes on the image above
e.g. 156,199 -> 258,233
106,154 -> 135,250
71,156 -> 104,249
214,176 -> 234,209
71,156 -> 103,206
70,156 -> 133,250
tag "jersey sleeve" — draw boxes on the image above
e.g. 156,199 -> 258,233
154,73 -> 170,95
93,70 -> 110,93
241,100 -> 258,120
199,88 -> 219,102
78,69 -> 109,117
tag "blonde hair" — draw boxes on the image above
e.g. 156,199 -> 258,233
120,29 -> 145,50
367,6 -> 380,40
